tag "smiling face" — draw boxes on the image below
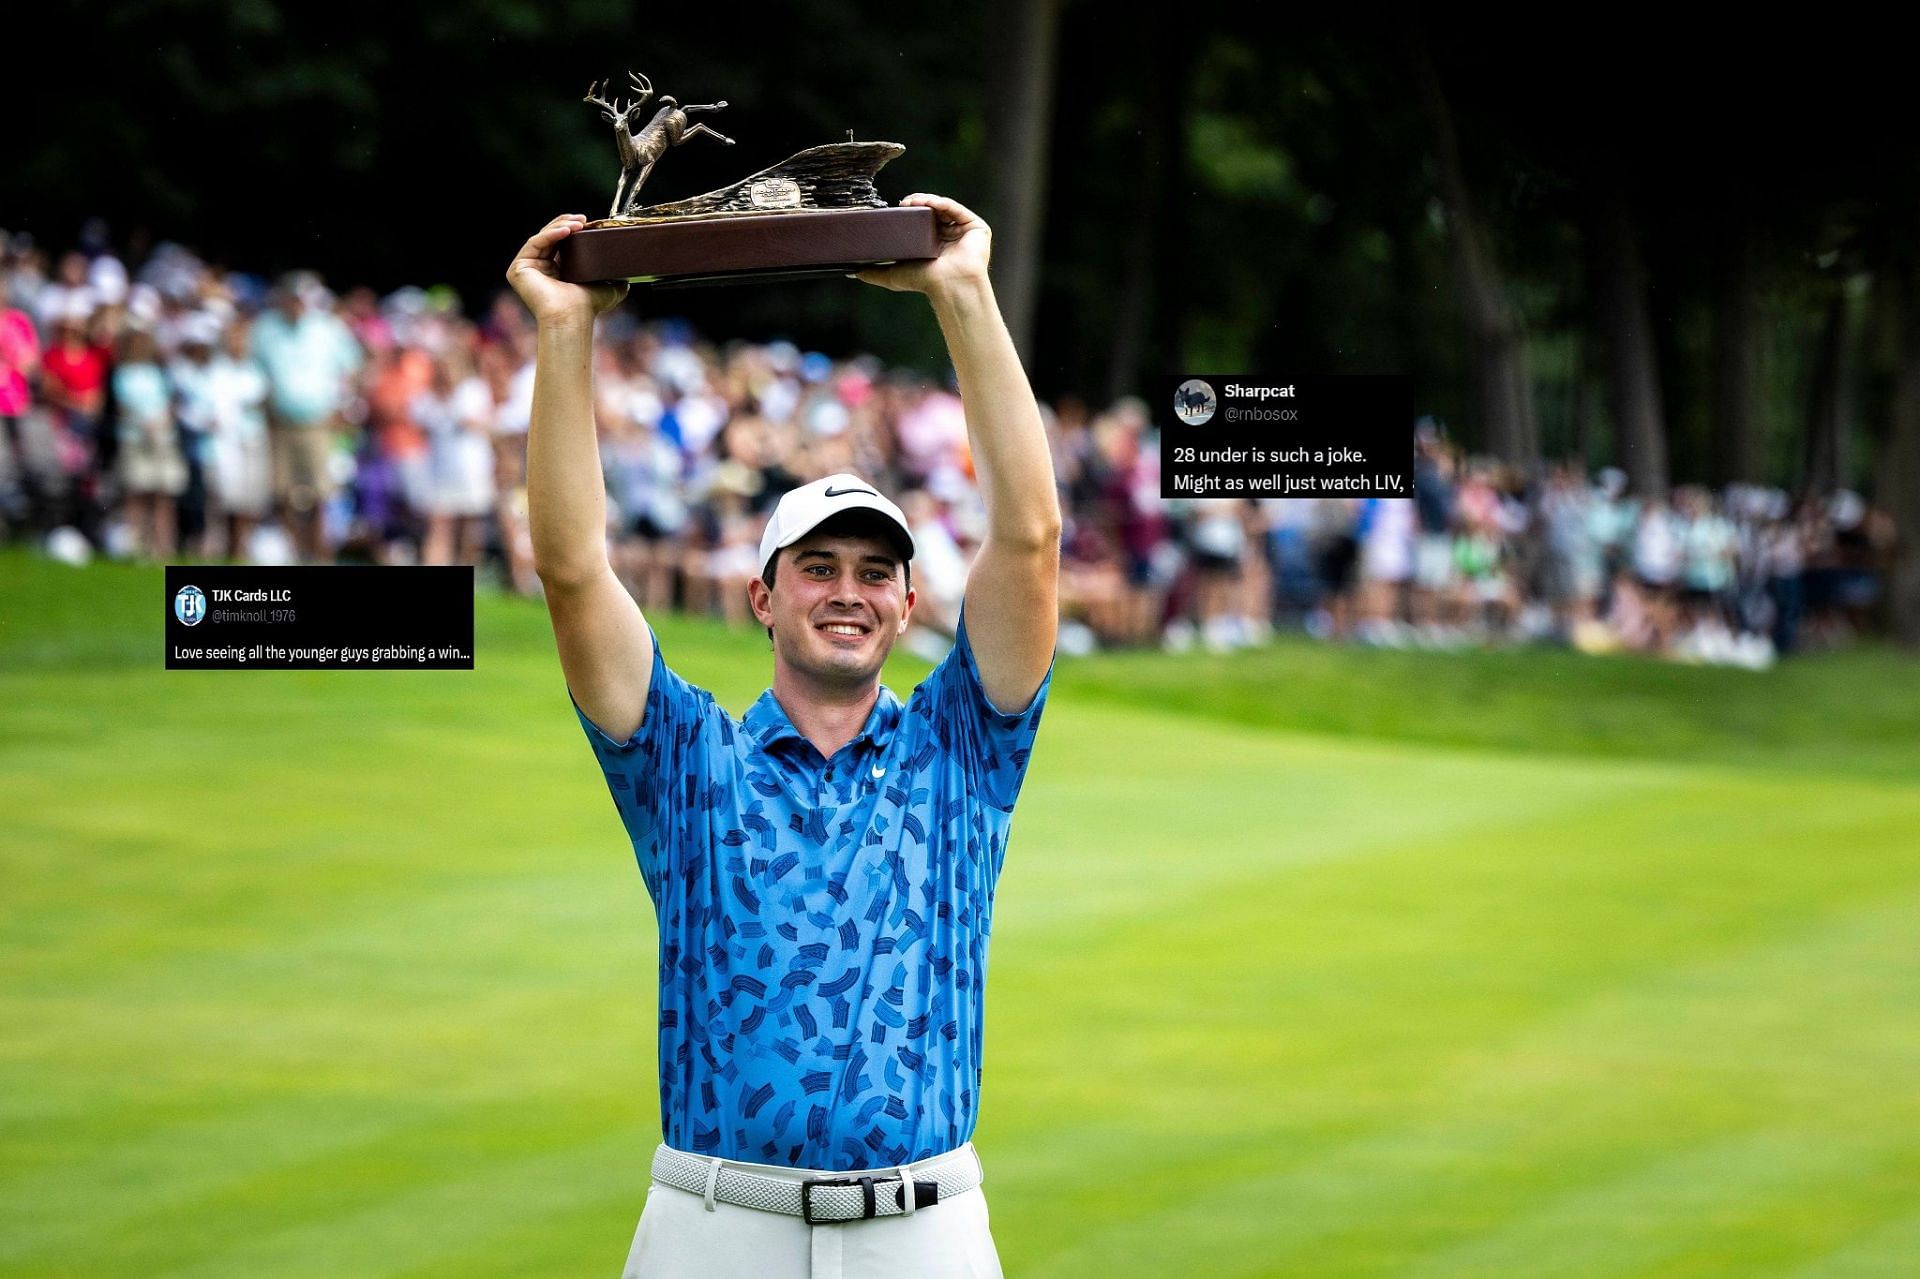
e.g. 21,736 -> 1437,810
749,531 -> 914,690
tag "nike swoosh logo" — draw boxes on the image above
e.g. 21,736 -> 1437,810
825,485 -> 879,498
871,764 -> 887,779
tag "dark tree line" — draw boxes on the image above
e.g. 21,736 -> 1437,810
11,5 -> 1920,640
1010,19 -> 1920,641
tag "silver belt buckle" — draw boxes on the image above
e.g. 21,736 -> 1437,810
800,1174 -> 876,1224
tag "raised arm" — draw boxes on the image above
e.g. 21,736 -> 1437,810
857,195 -> 1061,712
505,214 -> 654,742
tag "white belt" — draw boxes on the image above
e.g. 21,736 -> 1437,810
651,1143 -> 983,1224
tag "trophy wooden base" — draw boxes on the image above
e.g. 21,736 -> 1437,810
553,206 -> 938,289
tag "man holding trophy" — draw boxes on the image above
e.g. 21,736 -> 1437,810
506,187 -> 1059,1277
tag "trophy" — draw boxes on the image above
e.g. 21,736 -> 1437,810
553,71 -> 938,289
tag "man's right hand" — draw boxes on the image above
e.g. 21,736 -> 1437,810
505,214 -> 629,325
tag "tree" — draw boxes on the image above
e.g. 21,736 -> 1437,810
982,0 -> 1063,365
1594,188 -> 1670,499
1410,38 -> 1538,468
1881,198 -> 1920,646
1711,218 -> 1762,485
1802,285 -> 1855,495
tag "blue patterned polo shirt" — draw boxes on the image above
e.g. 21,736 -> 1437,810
574,611 -> 1052,1171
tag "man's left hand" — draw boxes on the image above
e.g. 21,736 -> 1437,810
852,194 -> 991,298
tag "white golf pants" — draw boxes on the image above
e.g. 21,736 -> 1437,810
620,1142 -> 1003,1278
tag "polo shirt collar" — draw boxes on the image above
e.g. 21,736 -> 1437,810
744,685 -> 902,757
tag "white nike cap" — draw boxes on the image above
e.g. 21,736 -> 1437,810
758,472 -> 915,578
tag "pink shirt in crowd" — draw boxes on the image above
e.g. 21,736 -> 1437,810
0,309 -> 39,417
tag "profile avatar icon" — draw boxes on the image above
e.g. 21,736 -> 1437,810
1174,378 -> 1216,426
174,585 -> 206,626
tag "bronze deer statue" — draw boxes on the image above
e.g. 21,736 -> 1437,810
585,72 -> 735,218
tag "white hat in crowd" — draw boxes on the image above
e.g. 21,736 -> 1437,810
179,311 -> 223,348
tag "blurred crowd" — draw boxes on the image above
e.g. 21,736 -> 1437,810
0,222 -> 1897,667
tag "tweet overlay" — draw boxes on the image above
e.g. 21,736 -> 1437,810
1159,375 -> 1413,498
164,566 -> 475,670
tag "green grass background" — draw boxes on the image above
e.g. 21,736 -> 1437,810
3,551 -> 1918,1277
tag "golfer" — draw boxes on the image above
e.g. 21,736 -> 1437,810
506,194 -> 1060,1278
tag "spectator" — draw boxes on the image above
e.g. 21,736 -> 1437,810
34,252 -> 96,333
1764,505 -> 1808,655
1678,484 -> 1738,629
166,312 -> 221,555
112,326 -> 185,560
414,340 -> 496,568
39,301 -> 110,533
250,272 -> 362,563
1309,497 -> 1362,641
1358,496 -> 1416,645
604,410 -> 689,613
1410,426 -> 1458,635
1632,494 -> 1683,649
204,317 -> 272,560
1539,464 -> 1601,640
361,339 -> 433,564
1182,497 -> 1253,651
0,276 -> 43,527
